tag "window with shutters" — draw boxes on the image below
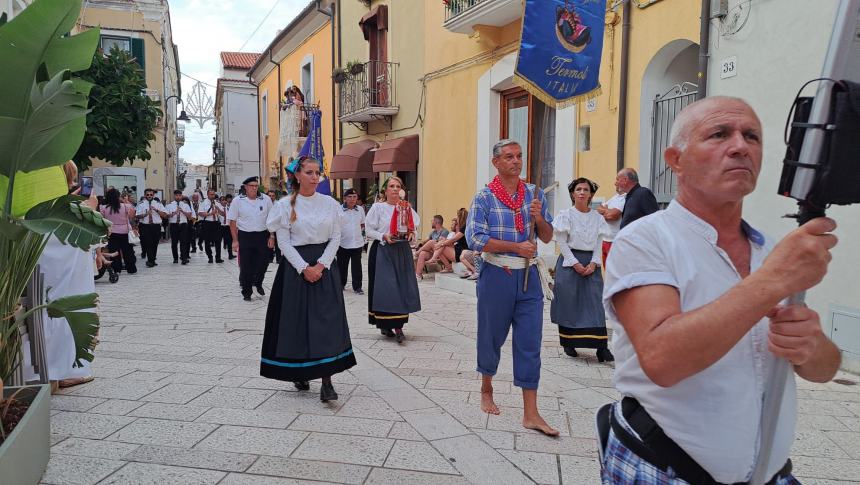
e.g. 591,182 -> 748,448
99,35 -> 145,70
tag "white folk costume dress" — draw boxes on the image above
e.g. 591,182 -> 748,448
261,193 -> 356,381
364,201 -> 421,330
551,207 -> 610,350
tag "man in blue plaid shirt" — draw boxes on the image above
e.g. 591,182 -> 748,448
465,139 -> 558,436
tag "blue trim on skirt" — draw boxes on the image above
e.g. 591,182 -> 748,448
261,349 -> 354,368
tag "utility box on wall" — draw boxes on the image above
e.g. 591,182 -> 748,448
831,305 -> 860,374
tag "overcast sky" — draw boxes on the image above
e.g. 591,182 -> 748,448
171,0 -> 309,165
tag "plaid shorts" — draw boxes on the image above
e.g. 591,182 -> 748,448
601,405 -> 802,485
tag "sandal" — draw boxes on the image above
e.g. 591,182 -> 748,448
440,268 -> 453,274
415,273 -> 423,281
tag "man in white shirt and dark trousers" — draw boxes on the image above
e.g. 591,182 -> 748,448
596,185 -> 626,268
199,189 -> 225,264
337,188 -> 365,294
135,188 -> 168,268
600,97 -> 840,484
164,189 -> 194,265
228,177 -> 275,301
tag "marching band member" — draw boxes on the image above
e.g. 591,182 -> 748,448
228,177 -> 274,301
164,189 -> 194,265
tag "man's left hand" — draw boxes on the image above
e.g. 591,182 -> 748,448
768,305 -> 824,366
267,237 -> 275,249
529,199 -> 544,224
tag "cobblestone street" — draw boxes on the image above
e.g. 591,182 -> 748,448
43,245 -> 860,484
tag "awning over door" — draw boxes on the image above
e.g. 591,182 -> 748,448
372,134 -> 419,172
329,139 -> 377,180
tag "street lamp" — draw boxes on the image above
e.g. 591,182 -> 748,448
164,95 -> 190,122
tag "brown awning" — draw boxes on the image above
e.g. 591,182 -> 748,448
373,134 -> 419,172
359,4 -> 388,40
329,139 -> 377,180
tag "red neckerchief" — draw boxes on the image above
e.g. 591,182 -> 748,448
388,200 -> 415,236
488,176 -> 526,233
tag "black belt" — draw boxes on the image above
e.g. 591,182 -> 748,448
611,397 -> 792,485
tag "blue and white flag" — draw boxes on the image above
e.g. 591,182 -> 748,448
514,0 -> 606,108
297,108 -> 331,195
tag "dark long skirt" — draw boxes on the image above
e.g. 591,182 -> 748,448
550,250 -> 608,350
367,240 -> 421,330
261,243 -> 356,381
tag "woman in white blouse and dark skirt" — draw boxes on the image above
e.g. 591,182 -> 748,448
551,178 -> 614,363
262,156 -> 356,402
365,177 -> 422,343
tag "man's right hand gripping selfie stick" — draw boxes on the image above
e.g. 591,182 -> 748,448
752,1 -> 860,483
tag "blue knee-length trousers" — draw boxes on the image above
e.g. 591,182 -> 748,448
476,262 -> 544,389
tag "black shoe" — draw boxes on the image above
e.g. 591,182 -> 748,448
596,348 -> 615,363
208,257 -> 213,263
564,347 -> 578,358
395,329 -> 405,344
94,268 -> 106,281
256,285 -> 265,296
216,259 -> 224,263
173,259 -> 179,264
355,289 -> 364,295
320,382 -> 338,402
146,261 -> 155,268
228,254 -> 236,260
293,381 -> 310,391
381,329 -> 395,338
181,259 -> 189,265
243,295 -> 252,301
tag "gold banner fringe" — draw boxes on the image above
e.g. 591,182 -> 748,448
513,73 -> 602,110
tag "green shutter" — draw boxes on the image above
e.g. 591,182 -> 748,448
131,38 -> 145,71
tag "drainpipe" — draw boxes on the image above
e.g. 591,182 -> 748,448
616,0 -> 631,171
336,0 -> 343,151
696,0 -> 710,100
248,74 -> 263,182
270,50 -> 283,189
316,0 -> 338,169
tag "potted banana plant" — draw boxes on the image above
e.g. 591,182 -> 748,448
0,1 -> 109,483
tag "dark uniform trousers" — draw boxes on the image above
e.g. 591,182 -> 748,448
139,223 -> 162,264
238,230 -> 270,295
169,223 -> 191,261
203,221 -> 222,260
221,225 -> 234,257
337,247 -> 363,291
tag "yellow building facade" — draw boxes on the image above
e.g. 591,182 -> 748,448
332,0 -> 426,210
73,0 -> 183,199
416,0 -> 701,236
249,4 -> 335,193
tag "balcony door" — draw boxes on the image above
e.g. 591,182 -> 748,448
363,5 -> 388,107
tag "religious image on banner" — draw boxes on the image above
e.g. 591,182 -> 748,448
514,0 -> 606,108
291,108 -> 331,195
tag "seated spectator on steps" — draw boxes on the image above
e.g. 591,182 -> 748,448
414,215 -> 449,276
459,249 -> 480,280
425,208 -> 469,276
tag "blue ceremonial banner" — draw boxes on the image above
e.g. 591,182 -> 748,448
297,108 -> 331,195
514,0 -> 606,108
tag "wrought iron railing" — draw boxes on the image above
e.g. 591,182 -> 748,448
338,60 -> 398,119
444,0 -> 488,22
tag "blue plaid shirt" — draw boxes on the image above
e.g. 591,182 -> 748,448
466,183 -> 552,257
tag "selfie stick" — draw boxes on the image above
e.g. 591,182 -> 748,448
751,2 -> 860,483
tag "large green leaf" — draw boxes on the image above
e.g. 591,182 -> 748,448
0,0 -> 99,178
46,293 -> 99,367
21,195 -> 111,250
0,0 -> 94,118
0,166 -> 68,217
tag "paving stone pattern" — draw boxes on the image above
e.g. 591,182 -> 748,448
44,245 -> 860,484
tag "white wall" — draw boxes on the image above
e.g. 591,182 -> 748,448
708,0 -> 860,368
222,86 -> 260,194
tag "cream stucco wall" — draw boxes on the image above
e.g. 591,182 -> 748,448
707,0 -> 860,368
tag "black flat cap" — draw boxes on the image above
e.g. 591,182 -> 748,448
242,176 -> 259,185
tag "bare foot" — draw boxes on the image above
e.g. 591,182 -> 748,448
480,390 -> 501,415
523,415 -> 560,436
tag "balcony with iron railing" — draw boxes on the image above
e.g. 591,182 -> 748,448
338,60 -> 399,129
443,0 -> 522,34
212,143 -> 225,166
